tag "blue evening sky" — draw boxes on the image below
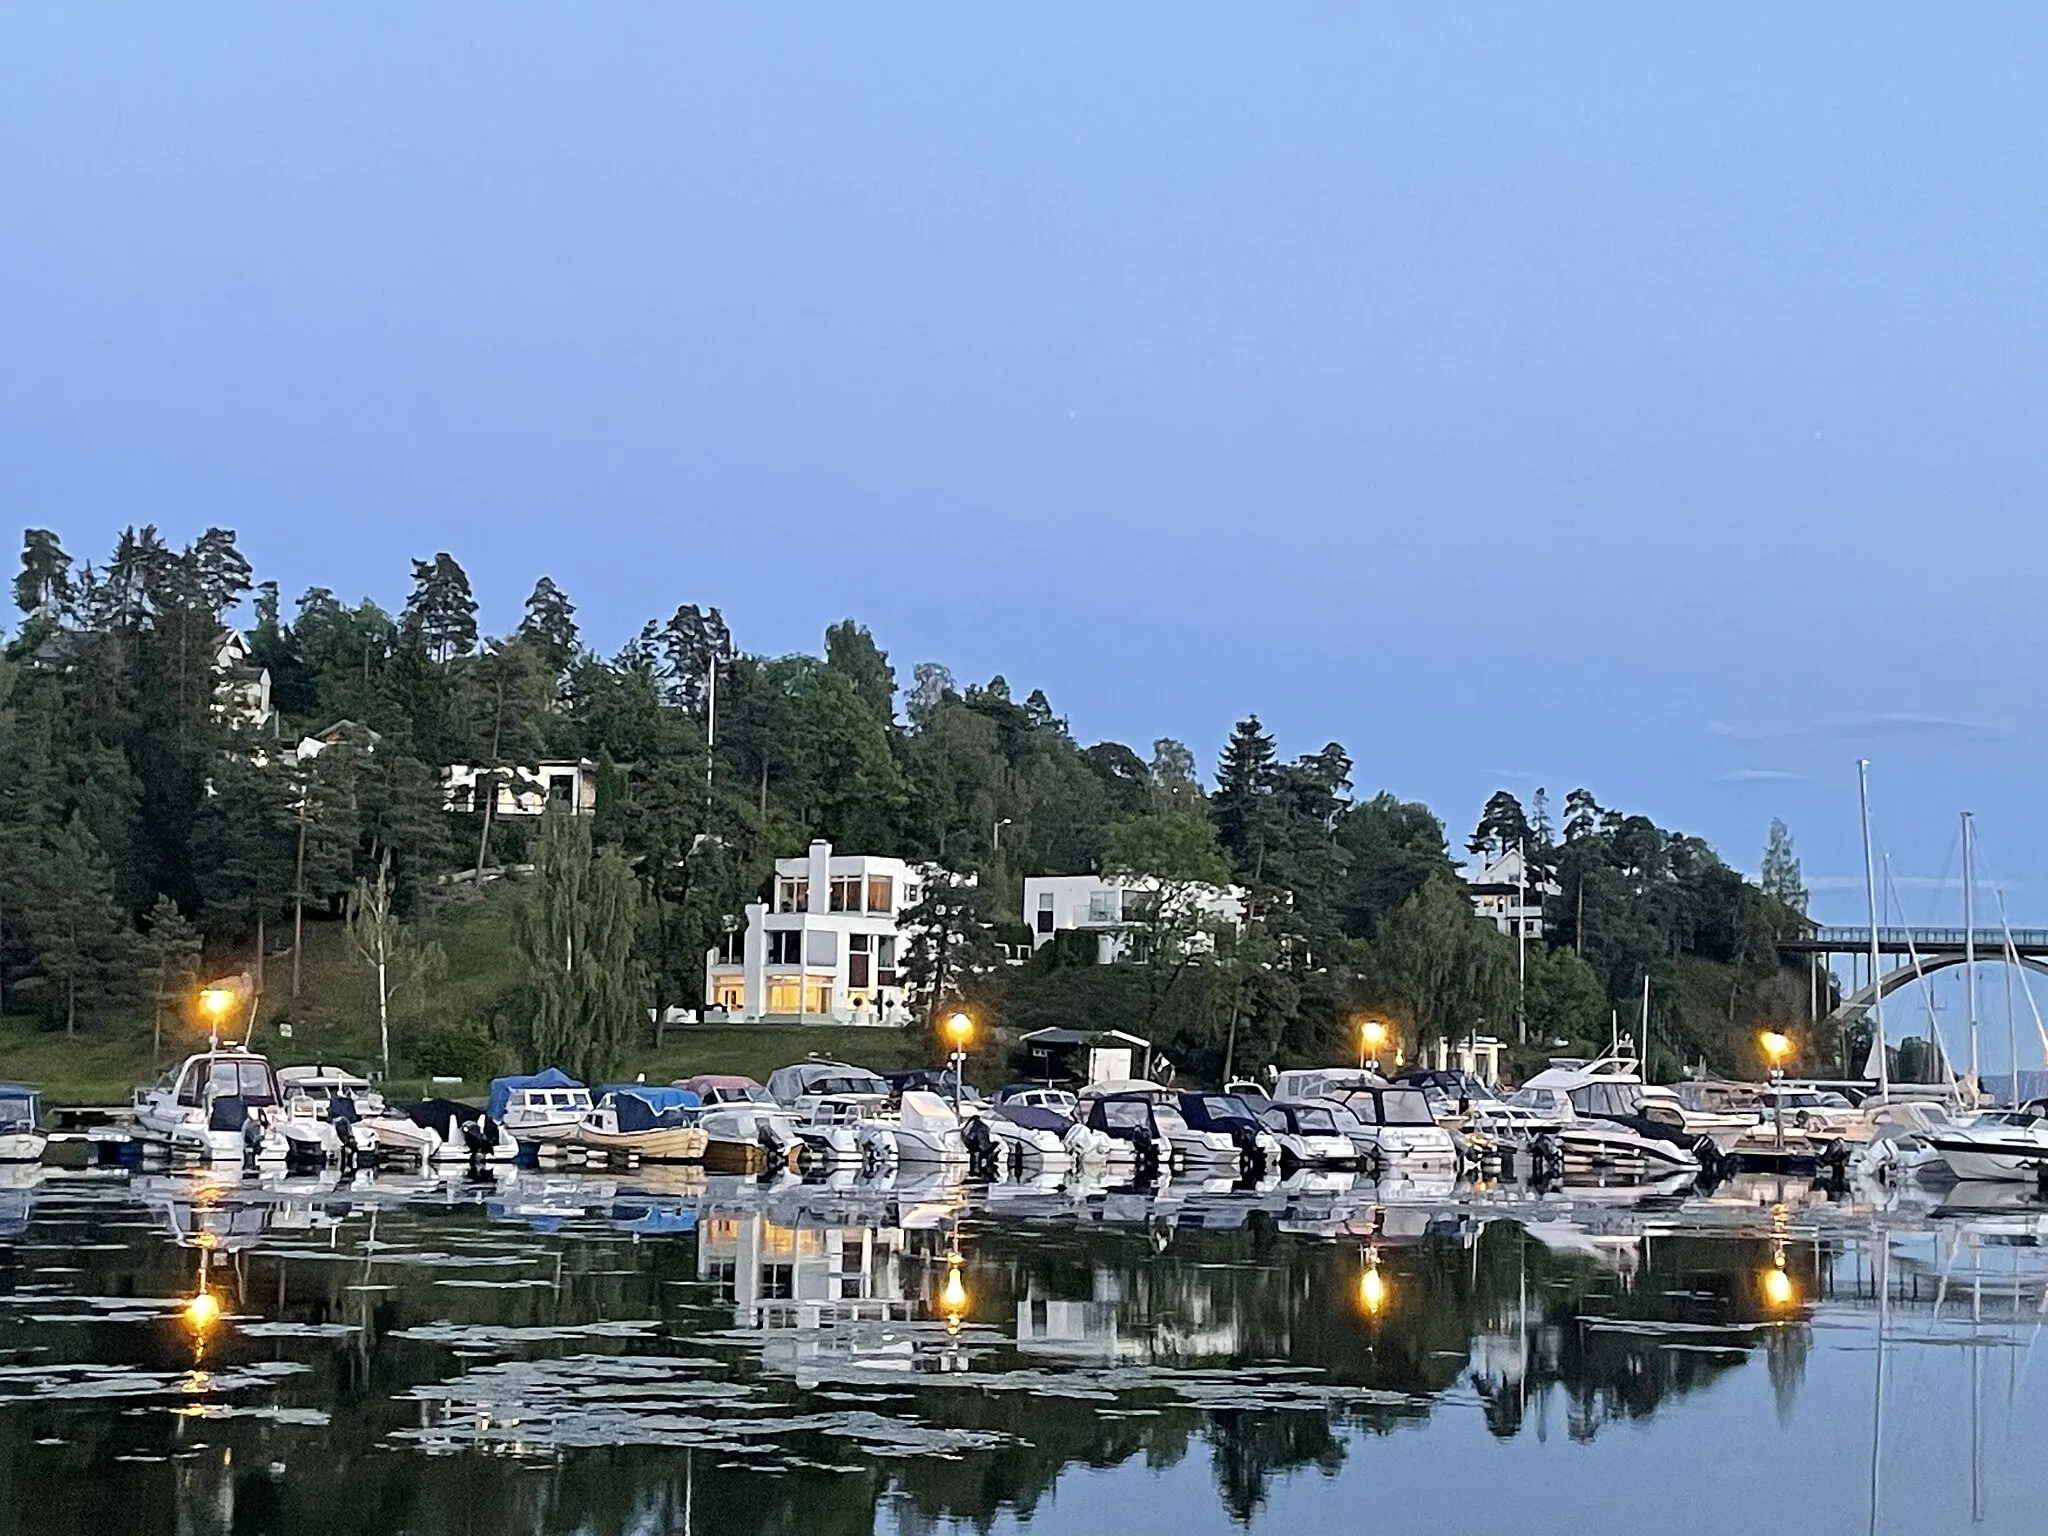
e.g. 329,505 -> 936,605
5,6 -> 2046,930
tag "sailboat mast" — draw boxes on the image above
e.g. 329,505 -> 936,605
1963,812 -> 1978,1089
1858,760 -> 1890,1098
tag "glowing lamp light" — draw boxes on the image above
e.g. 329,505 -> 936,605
1761,1260 -> 1797,1310
945,1012 -> 973,1049
1360,1020 -> 1387,1052
941,1264 -> 967,1314
185,1289 -> 221,1333
1759,1031 -> 1792,1068
1357,1248 -> 1389,1318
198,988 -> 236,1023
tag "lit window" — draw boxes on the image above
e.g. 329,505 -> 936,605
830,876 -> 862,912
807,979 -> 833,1014
867,875 -> 893,912
767,979 -> 801,1013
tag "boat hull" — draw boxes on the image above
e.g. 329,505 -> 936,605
1928,1134 -> 2048,1182
0,1132 -> 47,1164
574,1125 -> 709,1163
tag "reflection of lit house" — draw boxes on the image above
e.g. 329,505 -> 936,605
442,759 -> 598,817
697,1207 -> 911,1331
704,840 -> 920,1024
1023,874 -> 1246,964
1015,1268 -> 1241,1361
1464,846 -> 1556,939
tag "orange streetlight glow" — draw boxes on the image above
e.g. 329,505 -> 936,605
945,1012 -> 973,1049
1759,1030 -> 1792,1068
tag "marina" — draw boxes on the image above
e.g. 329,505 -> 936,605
0,1155 -> 2045,1533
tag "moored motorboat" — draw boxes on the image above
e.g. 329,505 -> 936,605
132,1049 -> 290,1164
1323,1085 -> 1460,1172
574,1086 -> 709,1164
886,1090 -> 969,1166
0,1085 -> 48,1164
682,1075 -> 804,1172
1168,1091 -> 1279,1177
490,1070 -> 593,1151
1256,1101 -> 1362,1170
1924,1108 -> 2048,1182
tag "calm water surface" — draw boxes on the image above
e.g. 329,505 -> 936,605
0,1162 -> 2043,1535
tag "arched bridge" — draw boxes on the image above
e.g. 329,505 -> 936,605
1777,928 -> 2048,1029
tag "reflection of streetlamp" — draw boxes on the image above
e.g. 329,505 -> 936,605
1760,1030 -> 1792,1153
1359,1019 -> 1388,1074
185,1279 -> 222,1363
1357,1245 -> 1389,1318
1760,1202 -> 1798,1310
945,1011 -> 973,1102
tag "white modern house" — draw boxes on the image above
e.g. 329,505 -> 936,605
1023,874 -> 1246,965
1464,845 -> 1555,940
210,628 -> 275,733
443,760 -> 598,818
704,840 -> 922,1025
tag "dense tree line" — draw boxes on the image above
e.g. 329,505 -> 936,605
0,526 -> 1811,1081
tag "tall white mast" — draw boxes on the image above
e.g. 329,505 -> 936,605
1858,760 -> 1889,1098
1963,811 -> 1978,1089
1516,838 -> 1528,1045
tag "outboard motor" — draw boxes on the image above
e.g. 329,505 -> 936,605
462,1114 -> 496,1160
1818,1137 -> 1853,1192
961,1115 -> 999,1181
1528,1131 -> 1564,1180
333,1114 -> 361,1170
1130,1123 -> 1162,1182
241,1111 -> 267,1165
1232,1123 -> 1265,1180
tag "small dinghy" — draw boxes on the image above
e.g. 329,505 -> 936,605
0,1086 -> 47,1164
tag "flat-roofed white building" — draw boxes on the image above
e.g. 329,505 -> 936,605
1023,873 -> 1246,964
705,840 -> 922,1025
443,759 -> 598,818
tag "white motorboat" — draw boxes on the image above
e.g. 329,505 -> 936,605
886,1090 -> 969,1165
1254,1101 -> 1361,1169
766,1061 -> 895,1117
969,1102 -> 1075,1175
1855,1100 -> 1960,1185
276,1064 -> 390,1163
1661,1082 -> 1765,1152
1163,1092 -> 1280,1175
1323,1086 -> 1460,1171
1511,1057 -> 1704,1174
794,1095 -> 889,1168
1924,1108 -> 2048,1182
0,1085 -> 47,1164
132,1049 -> 290,1163
680,1075 -> 803,1172
490,1071 -> 593,1150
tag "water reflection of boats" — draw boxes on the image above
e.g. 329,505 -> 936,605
0,1162 -> 47,1237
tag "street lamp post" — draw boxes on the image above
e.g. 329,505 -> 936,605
945,1010 -> 973,1103
1760,1030 -> 1792,1154
198,986 -> 237,1051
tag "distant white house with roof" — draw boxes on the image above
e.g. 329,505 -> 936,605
1023,873 -> 1246,965
704,840 -> 923,1025
1464,845 -> 1556,939
442,760 -> 598,818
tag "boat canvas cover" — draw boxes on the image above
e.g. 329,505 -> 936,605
898,1091 -> 960,1134
1274,1068 -> 1386,1102
407,1097 -> 483,1132
995,1103 -> 1072,1134
1177,1093 -> 1258,1134
0,1085 -> 36,1133
766,1062 -> 888,1104
1077,1079 -> 1171,1100
489,1068 -> 583,1120
611,1087 -> 699,1133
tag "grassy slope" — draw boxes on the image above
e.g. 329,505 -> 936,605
0,883 -> 934,1105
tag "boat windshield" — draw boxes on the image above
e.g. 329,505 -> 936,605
1378,1089 -> 1436,1125
1981,1110 -> 2046,1129
1197,1095 -> 1248,1123
206,1059 -> 277,1105
1290,1105 -> 1338,1134
1098,1101 -> 1151,1131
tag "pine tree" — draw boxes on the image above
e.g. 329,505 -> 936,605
1212,716 -> 1280,882
517,577 -> 580,675
404,552 -> 479,663
140,893 -> 202,1062
1760,819 -> 1807,917
1468,790 -> 1533,858
16,817 -> 137,1034
13,529 -> 74,618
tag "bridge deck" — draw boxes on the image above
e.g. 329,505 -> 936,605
1779,926 -> 2048,956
